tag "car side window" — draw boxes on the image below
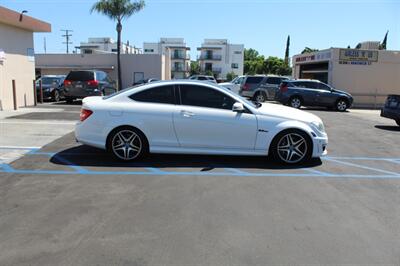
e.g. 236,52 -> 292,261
129,85 -> 175,104
266,77 -> 281,85
179,85 -> 235,110
318,83 -> 331,91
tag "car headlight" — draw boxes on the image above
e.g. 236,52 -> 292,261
311,121 -> 325,133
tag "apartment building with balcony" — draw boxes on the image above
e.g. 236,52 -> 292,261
143,38 -> 190,79
197,39 -> 244,80
77,37 -> 141,54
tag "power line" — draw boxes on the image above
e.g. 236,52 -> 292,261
61,29 -> 73,54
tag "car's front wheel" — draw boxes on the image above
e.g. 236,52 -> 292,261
336,99 -> 349,112
270,129 -> 312,164
108,127 -> 148,161
52,90 -> 60,102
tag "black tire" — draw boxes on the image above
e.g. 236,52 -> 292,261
253,91 -> 267,103
52,90 -> 60,102
336,98 -> 349,112
396,120 -> 400,127
289,96 -> 302,109
65,97 -> 74,104
270,129 -> 313,165
107,126 -> 148,161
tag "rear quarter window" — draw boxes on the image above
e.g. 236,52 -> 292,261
245,77 -> 264,84
129,85 -> 175,104
66,71 -> 94,81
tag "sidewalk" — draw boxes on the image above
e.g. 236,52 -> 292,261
0,103 -> 79,163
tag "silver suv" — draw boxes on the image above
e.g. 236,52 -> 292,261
239,75 -> 289,102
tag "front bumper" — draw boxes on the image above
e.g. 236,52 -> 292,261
381,108 -> 400,121
312,135 -> 328,158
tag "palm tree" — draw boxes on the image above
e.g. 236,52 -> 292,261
91,0 -> 145,90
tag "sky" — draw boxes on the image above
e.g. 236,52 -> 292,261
1,0 -> 399,59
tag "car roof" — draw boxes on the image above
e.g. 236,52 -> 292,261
284,79 -> 322,83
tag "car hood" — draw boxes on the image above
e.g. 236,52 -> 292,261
333,89 -> 351,96
256,103 -> 322,123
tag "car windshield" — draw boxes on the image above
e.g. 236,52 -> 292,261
41,77 -> 61,85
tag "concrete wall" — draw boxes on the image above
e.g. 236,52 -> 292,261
330,48 -> 400,107
35,53 -> 166,89
0,23 -> 35,110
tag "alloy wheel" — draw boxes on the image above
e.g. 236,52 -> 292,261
111,130 -> 142,160
256,93 -> 266,102
53,90 -> 60,102
336,100 -> 347,111
290,97 -> 301,108
277,133 -> 308,164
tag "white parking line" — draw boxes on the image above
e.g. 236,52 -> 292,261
0,121 -> 76,125
0,146 -> 41,150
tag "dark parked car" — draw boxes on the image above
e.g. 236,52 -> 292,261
188,75 -> 217,83
63,70 -> 116,103
277,79 -> 353,111
381,95 -> 400,126
36,75 -> 65,102
133,78 -> 159,86
239,75 -> 288,102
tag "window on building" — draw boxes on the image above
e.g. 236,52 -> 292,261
129,85 -> 175,104
234,51 -> 242,54
111,49 -> 118,52
83,49 -> 93,54
144,49 -> 154,52
231,63 -> 239,69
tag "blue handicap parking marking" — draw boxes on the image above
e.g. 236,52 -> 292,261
0,146 -> 399,179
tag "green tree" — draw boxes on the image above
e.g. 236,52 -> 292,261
284,35 -> 290,66
301,47 -> 319,54
264,56 -> 291,76
190,61 -> 200,76
91,0 -> 145,90
226,71 -> 237,81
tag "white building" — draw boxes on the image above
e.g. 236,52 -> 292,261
77,37 -> 141,55
197,39 -> 244,80
143,38 -> 190,79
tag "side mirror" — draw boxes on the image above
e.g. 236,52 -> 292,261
232,102 -> 245,112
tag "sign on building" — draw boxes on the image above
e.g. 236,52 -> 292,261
339,49 -> 378,62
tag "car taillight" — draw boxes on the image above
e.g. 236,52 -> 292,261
280,84 -> 288,93
64,80 -> 72,86
87,80 -> 99,87
80,109 -> 93,122
242,84 -> 250,91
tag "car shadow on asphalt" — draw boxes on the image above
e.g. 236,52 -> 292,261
49,145 -> 322,171
375,125 -> 400,132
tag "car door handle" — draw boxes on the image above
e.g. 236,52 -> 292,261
181,110 -> 195,117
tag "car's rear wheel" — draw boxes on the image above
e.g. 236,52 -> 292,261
336,99 -> 348,112
396,120 -> 400,127
270,129 -> 312,164
253,91 -> 267,103
289,96 -> 302,109
108,127 -> 148,161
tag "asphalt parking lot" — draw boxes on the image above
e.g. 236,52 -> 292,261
1,103 -> 400,265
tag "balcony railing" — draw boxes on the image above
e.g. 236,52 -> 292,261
171,66 -> 189,72
201,67 -> 222,73
198,54 -> 222,60
171,54 -> 190,60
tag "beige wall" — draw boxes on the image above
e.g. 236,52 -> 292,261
0,23 -> 35,110
330,48 -> 400,107
36,53 -> 167,89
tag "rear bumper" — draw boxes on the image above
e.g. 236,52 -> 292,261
239,90 -> 254,98
381,108 -> 400,121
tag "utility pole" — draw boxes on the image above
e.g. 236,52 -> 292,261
61,29 -> 73,54
43,37 -> 47,54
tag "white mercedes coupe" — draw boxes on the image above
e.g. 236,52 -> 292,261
75,80 -> 328,164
